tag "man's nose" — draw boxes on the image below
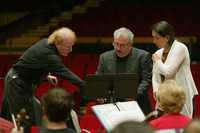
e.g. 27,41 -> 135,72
153,39 -> 156,44
116,46 -> 121,51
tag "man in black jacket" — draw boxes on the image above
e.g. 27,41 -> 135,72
96,27 -> 152,115
1,27 -> 84,130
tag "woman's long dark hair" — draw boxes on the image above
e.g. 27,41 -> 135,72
151,21 -> 175,46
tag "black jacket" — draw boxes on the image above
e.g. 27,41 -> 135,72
13,38 -> 84,86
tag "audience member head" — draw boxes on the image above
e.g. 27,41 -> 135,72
184,118 -> 200,133
113,27 -> 134,57
48,27 -> 76,56
151,21 -> 175,48
157,80 -> 186,114
41,88 -> 73,123
110,121 -> 154,133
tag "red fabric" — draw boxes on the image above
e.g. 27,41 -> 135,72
31,126 -> 40,133
86,54 -> 99,74
191,64 -> 200,89
191,64 -> 200,117
0,117 -> 14,133
0,79 -> 4,109
66,54 -> 91,79
80,114 -> 105,133
58,80 -> 78,93
35,82 -> 51,99
194,96 -> 200,117
148,86 -> 156,109
85,101 -> 98,115
149,113 -> 191,130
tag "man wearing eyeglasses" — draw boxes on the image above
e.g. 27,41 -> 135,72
96,27 -> 152,115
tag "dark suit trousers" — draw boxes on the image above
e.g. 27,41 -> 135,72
137,92 -> 152,115
1,68 -> 42,131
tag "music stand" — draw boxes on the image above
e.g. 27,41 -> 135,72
113,74 -> 139,99
83,73 -> 139,103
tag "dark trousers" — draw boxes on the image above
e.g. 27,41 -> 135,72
1,68 -> 42,131
137,92 -> 152,115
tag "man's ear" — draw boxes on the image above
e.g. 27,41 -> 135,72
166,35 -> 170,41
112,42 -> 115,47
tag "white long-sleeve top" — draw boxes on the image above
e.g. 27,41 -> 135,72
152,40 -> 198,117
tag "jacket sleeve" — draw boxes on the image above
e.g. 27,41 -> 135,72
155,44 -> 186,78
96,54 -> 104,74
137,53 -> 152,94
45,54 -> 84,87
152,62 -> 161,93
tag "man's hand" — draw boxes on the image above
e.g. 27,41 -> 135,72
47,73 -> 58,86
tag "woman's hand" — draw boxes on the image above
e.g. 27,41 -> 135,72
153,92 -> 158,101
152,53 -> 161,62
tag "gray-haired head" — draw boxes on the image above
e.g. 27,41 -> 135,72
113,27 -> 134,44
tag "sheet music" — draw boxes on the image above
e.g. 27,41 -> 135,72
92,101 -> 145,132
92,103 -> 119,130
116,101 -> 145,121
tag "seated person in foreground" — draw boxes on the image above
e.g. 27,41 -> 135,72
183,118 -> 200,133
39,88 -> 76,133
110,120 -> 154,133
0,117 -> 14,133
149,80 -> 191,130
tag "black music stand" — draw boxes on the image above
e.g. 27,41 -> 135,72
83,73 -> 139,103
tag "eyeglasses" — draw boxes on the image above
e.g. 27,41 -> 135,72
113,42 -> 130,49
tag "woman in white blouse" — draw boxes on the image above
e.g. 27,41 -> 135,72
151,21 -> 198,117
